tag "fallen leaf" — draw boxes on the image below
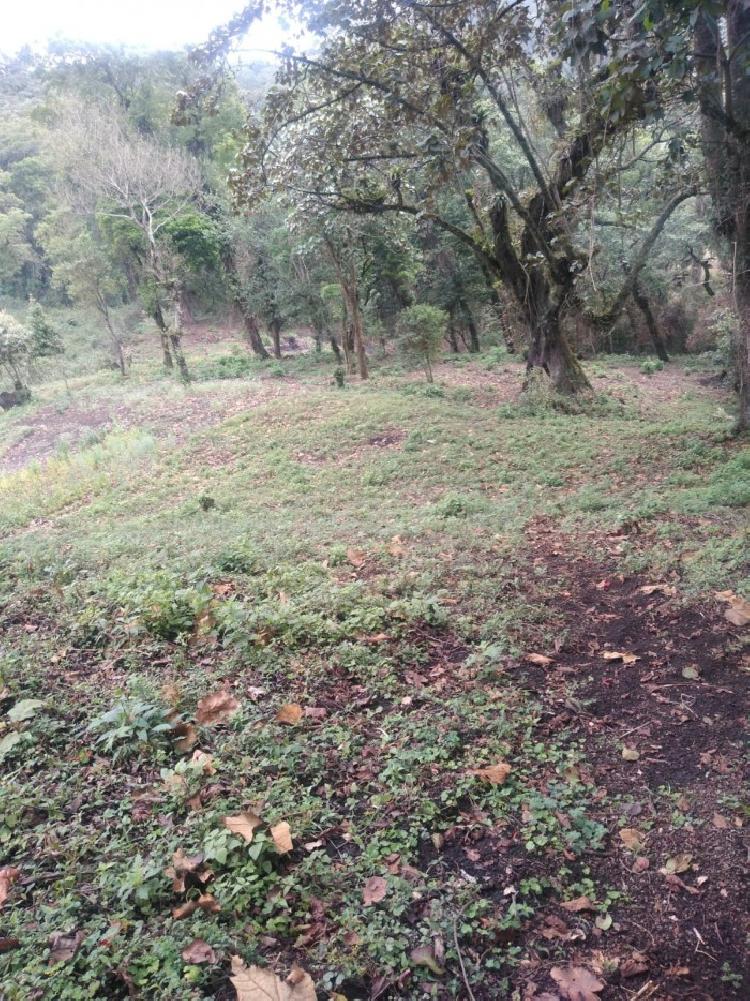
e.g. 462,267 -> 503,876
723,595 -> 750,626
181,939 -> 216,964
0,867 -> 20,908
276,703 -> 304,725
196,691 -> 239,725
681,664 -> 700,680
665,965 -> 690,977
620,952 -> 650,978
659,853 -> 692,875
224,812 -> 263,843
197,892 -> 221,913
602,651 -> 639,665
550,965 -> 605,1001
561,895 -> 595,912
303,707 -> 327,720
0,937 -> 20,953
7,698 -> 45,722
190,749 -> 215,774
172,900 -> 198,920
362,875 -> 388,905
173,722 -> 199,753
639,584 -> 676,596
230,956 -> 316,1001
594,913 -> 612,931
410,945 -> 445,976
619,828 -> 644,851
712,813 -> 729,829
621,747 -> 640,761
0,732 -> 22,762
346,547 -> 367,568
48,930 -> 83,964
469,761 -> 512,785
525,653 -> 553,666
631,856 -> 650,873
271,821 -> 293,854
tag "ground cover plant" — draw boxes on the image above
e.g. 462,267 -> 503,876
0,342 -> 748,1000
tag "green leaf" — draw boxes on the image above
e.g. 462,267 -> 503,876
0,731 -> 23,761
7,698 -> 45,723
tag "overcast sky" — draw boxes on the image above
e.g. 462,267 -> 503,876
2,1 -> 290,55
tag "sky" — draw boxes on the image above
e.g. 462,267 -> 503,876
2,1 -> 290,56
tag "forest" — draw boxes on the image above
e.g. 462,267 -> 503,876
0,2 -> 748,1000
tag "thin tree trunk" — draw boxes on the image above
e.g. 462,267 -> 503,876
270,318 -> 282,359
152,301 -> 173,370
459,299 -> 480,353
447,305 -> 460,353
328,330 -> 343,362
243,313 -> 270,359
632,284 -> 669,362
424,353 -> 434,383
171,292 -> 191,383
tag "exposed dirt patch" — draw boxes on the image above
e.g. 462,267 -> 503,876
498,527 -> 750,1000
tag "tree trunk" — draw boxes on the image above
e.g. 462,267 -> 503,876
424,353 -> 434,383
446,305 -> 460,353
632,284 -> 669,362
459,299 -> 480,353
270,318 -> 282,359
328,330 -> 343,362
243,313 -> 270,359
527,308 -> 591,395
171,292 -> 191,383
152,301 -> 173,370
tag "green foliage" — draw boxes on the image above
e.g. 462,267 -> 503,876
28,300 -> 63,357
640,358 -> 665,375
89,696 -> 176,762
0,310 -> 31,388
396,304 -> 446,383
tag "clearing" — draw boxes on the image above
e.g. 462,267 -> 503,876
0,342 -> 748,1001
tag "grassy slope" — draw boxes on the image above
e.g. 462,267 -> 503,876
0,346 -> 748,1000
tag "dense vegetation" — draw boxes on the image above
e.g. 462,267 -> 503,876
0,3 -> 748,1001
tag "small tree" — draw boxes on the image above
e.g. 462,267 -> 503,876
396,304 -> 446,383
28,301 -> 64,359
0,311 -> 32,391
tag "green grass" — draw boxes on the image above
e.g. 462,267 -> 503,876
0,345 -> 747,998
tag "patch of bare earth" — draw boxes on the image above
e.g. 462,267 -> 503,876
504,526 -> 749,1000
0,377 -> 313,474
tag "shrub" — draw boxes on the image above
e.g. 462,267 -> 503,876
396,304 -> 446,383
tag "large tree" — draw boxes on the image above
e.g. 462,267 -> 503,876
189,0 -> 694,393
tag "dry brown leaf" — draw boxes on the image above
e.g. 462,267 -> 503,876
196,691 -> 239,725
172,900 -> 198,920
271,821 -> 293,854
725,599 -> 750,626
190,749 -> 215,774
362,875 -> 388,905
550,965 -> 605,1001
0,867 -> 20,908
469,761 -> 512,785
48,931 -> 83,964
525,652 -> 553,666
409,945 -> 445,976
659,853 -> 692,875
631,856 -> 650,873
560,895 -> 595,913
639,584 -> 676,596
602,650 -> 639,665
173,722 -> 200,753
197,892 -> 221,913
620,952 -> 650,978
0,937 -> 20,953
619,828 -> 644,851
276,703 -> 304,725
621,747 -> 640,761
346,547 -> 367,568
230,956 -> 316,1001
224,812 -> 263,843
181,939 -> 216,965
712,813 -> 729,829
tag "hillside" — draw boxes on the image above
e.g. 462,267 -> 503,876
1,336 -> 748,1000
